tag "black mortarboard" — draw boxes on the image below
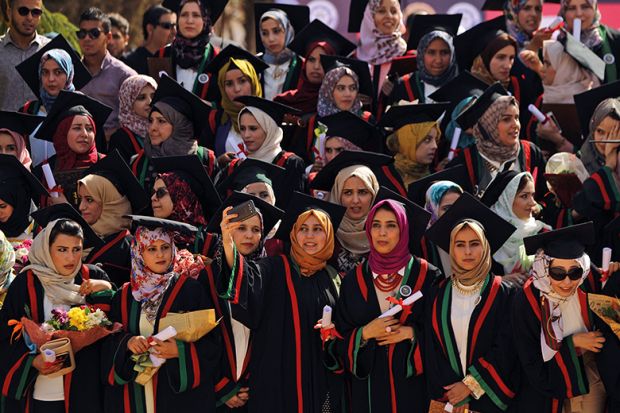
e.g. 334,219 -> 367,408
309,150 -> 395,191
216,158 -> 285,202
372,186 -> 431,252
0,111 -> 45,136
85,149 -> 150,213
152,154 -> 221,217
563,31 -> 606,81
320,111 -> 382,153
31,203 -> 103,248
16,34 -> 92,98
428,71 -> 488,107
523,222 -> 595,258
205,190 -> 284,235
274,191 -> 346,240
480,170 -> 519,207
254,3 -> 310,53
348,0 -> 368,33
204,44 -> 269,78
34,91 -> 112,142
454,16 -> 507,70
235,95 -> 301,125
0,154 -> 49,199
407,165 -> 471,207
406,14 -> 462,51
162,0 -> 228,23
152,73 -> 212,131
388,54 -> 418,78
379,102 -> 450,131
288,19 -> 356,57
456,82 -> 509,131
126,214 -> 198,235
320,55 -> 374,98
425,192 -> 516,254
481,0 -> 506,10
574,80 -> 620,139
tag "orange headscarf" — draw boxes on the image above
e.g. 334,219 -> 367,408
290,209 -> 334,276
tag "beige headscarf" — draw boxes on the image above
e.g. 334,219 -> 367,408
329,165 -> 379,255
239,107 -> 284,163
22,219 -> 85,305
542,40 -> 600,104
449,220 -> 492,285
77,174 -> 132,237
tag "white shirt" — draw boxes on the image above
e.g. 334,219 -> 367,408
372,266 -> 406,314
176,66 -> 198,92
229,303 -> 251,380
263,60 -> 292,101
225,128 -> 245,157
451,284 -> 481,374
422,81 -> 439,102
29,112 -> 55,167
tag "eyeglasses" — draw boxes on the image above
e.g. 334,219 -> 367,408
151,187 -> 169,199
548,266 -> 584,281
76,28 -> 103,40
157,22 -> 177,30
17,7 -> 43,17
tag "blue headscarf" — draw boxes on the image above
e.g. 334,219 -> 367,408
38,49 -> 75,111
445,96 -> 476,151
416,30 -> 458,87
424,180 -> 463,227
260,9 -> 295,65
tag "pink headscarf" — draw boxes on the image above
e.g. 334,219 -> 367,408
356,0 -> 407,66
365,199 -> 412,274
0,129 -> 32,170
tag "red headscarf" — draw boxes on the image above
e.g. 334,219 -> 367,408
52,114 -> 99,171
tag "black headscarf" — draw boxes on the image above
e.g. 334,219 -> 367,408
0,178 -> 33,237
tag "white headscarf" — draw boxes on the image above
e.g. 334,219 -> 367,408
238,107 -> 283,163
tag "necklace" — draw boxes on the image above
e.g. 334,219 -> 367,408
374,273 -> 402,292
272,64 -> 287,80
452,278 -> 484,296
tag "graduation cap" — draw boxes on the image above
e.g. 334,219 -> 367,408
152,73 -> 212,131
523,222 -> 595,259
0,111 -> 45,136
379,102 -> 450,131
574,80 -> 620,139
348,0 -> 368,33
407,165 -> 471,207
481,0 -> 506,10
84,149 -> 150,213
563,31 -> 606,81
0,154 -> 49,199
406,14 -> 462,51
424,192 -> 516,254
205,190 -> 284,235
34,91 -> 112,142
456,82 -> 509,131
274,191 -> 346,240
204,44 -> 269,77
479,170 -> 519,207
288,19 -> 356,57
235,95 -> 301,124
388,54 -> 418,78
216,158 -> 286,199
428,71 -> 488,107
31,203 -> 103,248
454,15 -> 507,70
15,34 -> 92,98
162,0 -> 228,24
152,154 -> 221,217
320,55 -> 374,98
126,214 -> 199,235
254,3 -> 310,54
373,186 -> 431,252
309,150 -> 395,191
320,111 -> 382,153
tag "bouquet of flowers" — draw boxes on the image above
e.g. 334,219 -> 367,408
588,293 -> 620,339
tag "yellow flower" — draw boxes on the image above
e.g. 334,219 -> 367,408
67,307 -> 88,331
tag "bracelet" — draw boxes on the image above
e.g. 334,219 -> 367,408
462,374 -> 485,400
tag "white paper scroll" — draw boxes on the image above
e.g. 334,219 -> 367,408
448,128 -> 461,161
378,291 -> 423,318
42,163 -> 58,198
321,305 -> 332,328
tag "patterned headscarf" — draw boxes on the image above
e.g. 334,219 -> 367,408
424,180 -> 463,227
317,67 -> 363,117
474,95 -> 520,164
449,220 -> 492,285
172,0 -> 212,69
260,9 -> 296,65
0,229 -> 16,289
356,0 -> 407,66
119,75 -> 157,137
0,129 -> 32,170
559,0 -> 602,49
158,172 -> 207,227
504,0 -> 540,49
290,209 -> 335,276
39,49 -> 75,111
416,30 -> 458,87
52,112 -> 99,171
218,59 -> 263,133
366,199 -> 412,274
144,100 -> 198,158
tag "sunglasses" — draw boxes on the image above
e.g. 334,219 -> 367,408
17,7 -> 43,17
157,22 -> 177,30
151,187 -> 169,199
548,266 -> 584,281
76,28 -> 103,40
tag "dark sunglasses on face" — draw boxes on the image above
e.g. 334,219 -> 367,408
548,266 -> 584,281
76,28 -> 103,40
157,22 -> 176,30
17,7 -> 43,17
151,187 -> 169,199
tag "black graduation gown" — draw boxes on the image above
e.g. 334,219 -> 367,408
595,311 -> 620,411
425,275 -> 519,412
0,265 -> 111,413
220,252 -> 340,413
510,59 -> 543,140
108,127 -> 144,165
511,278 -> 598,413
102,273 -> 219,413
595,25 -> 620,84
84,230 -> 132,287
335,257 -> 440,413
540,192 -> 582,230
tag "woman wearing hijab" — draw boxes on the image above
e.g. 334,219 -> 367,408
0,111 -> 39,170
578,97 -> 620,174
103,216 -> 218,413
512,223 -> 607,412
219,192 -> 345,413
109,75 -> 158,163
0,214 -> 112,413
335,199 -> 440,413
0,230 -> 16,309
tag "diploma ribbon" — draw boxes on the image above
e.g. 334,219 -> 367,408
8,319 -> 23,344
319,327 -> 343,349
49,185 -> 64,195
236,143 -> 248,158
386,296 -> 413,324
600,270 -> 610,284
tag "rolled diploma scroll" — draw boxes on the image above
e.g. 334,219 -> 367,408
528,104 -> 547,123
321,305 -> 332,328
573,18 -> 581,39
42,163 -> 58,198
378,290 -> 423,318
602,247 -> 612,286
547,16 -> 563,30
42,348 -> 56,363
149,326 -> 177,367
448,127 -> 461,161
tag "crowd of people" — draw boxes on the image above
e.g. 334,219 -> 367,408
0,0 -> 619,411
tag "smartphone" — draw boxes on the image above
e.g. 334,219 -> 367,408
229,200 -> 258,223
546,111 -> 562,134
